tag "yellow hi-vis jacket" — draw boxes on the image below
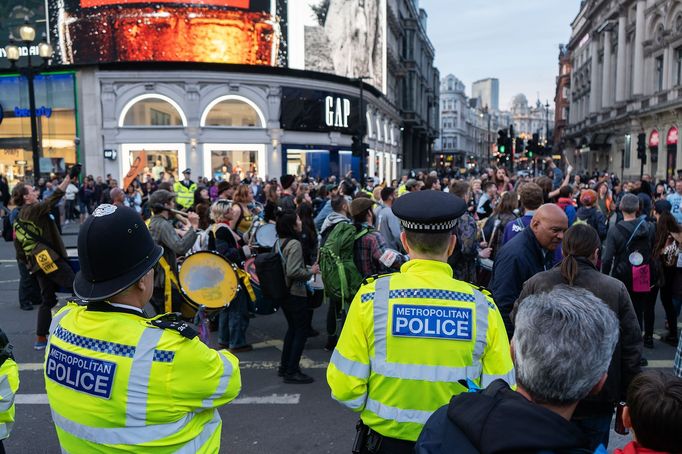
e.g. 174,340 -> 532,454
173,181 -> 197,210
44,302 -> 241,453
0,357 -> 19,441
327,259 -> 514,442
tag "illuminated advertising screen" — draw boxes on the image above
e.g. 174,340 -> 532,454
49,0 -> 287,66
2,1 -> 386,92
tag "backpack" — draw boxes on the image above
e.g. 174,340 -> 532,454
254,238 -> 291,301
612,218 -> 654,292
319,222 -> 371,309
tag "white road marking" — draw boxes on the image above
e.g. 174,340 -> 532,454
645,359 -> 674,368
0,259 -> 17,263
0,279 -> 19,284
18,363 -> 44,371
15,393 -> 300,405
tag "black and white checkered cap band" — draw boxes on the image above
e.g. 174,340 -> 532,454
399,218 -> 457,232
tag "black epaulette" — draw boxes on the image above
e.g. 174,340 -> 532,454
361,272 -> 395,286
149,313 -> 198,339
469,283 -> 492,298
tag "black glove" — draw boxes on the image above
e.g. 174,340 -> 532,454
69,163 -> 82,179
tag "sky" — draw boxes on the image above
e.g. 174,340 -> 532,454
420,0 -> 582,110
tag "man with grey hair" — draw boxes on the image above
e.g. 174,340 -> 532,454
602,192 -> 658,349
415,286 -> 619,453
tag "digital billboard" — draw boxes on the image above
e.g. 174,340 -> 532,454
287,0 -> 386,93
1,0 -> 386,92
50,0 -> 287,66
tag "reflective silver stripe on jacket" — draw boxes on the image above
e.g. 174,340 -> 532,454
481,370 -> 516,388
365,398 -> 432,425
0,422 -> 12,440
175,410 -> 221,454
51,409 -> 197,445
49,308 -> 72,336
371,277 -> 491,383
201,353 -> 233,408
125,328 -> 164,426
330,350 -> 370,379
0,375 -> 15,413
331,392 -> 367,411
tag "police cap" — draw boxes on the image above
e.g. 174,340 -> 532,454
74,204 -> 163,301
392,190 -> 467,232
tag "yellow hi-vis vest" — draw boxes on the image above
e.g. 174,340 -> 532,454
173,181 -> 197,210
327,259 -> 515,442
45,303 -> 241,453
0,358 -> 19,441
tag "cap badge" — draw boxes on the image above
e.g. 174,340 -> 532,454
93,204 -> 117,217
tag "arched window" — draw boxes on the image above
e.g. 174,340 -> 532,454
119,94 -> 187,127
200,96 -> 265,127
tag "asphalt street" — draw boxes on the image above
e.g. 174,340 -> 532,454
0,223 -> 678,453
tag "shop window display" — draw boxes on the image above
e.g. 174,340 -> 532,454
211,149 -> 257,181
121,97 -> 184,126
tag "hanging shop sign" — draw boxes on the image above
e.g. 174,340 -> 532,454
280,87 -> 361,134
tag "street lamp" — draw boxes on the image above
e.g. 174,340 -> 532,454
544,100 -> 550,146
5,18 -> 53,184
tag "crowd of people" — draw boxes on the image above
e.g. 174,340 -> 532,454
1,156 -> 682,453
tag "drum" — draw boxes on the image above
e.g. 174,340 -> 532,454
254,223 -> 277,249
178,251 -> 239,315
243,256 -> 278,315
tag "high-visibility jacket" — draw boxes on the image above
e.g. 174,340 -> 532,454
173,181 -> 197,210
0,357 -> 19,441
327,259 -> 514,442
45,302 -> 241,453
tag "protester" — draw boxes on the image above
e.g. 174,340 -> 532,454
208,200 -> 252,353
502,182 -> 544,244
416,286 -> 619,454
602,193 -> 658,349
193,186 -> 211,230
279,175 -> 297,212
615,371 -> 682,454
476,181 -> 497,220
668,179 -> 682,224
297,201 -> 320,337
276,211 -> 320,384
230,184 -> 255,236
576,189 -> 608,240
12,175 -> 75,350
375,187 -> 402,252
489,203 -> 568,336
447,181 -> 479,283
515,223 -> 642,449
546,156 -> 564,189
482,190 -> 518,259
653,200 -> 681,346
147,190 -> 199,314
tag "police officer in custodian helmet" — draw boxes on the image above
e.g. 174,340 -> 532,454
327,190 -> 514,454
44,204 -> 241,453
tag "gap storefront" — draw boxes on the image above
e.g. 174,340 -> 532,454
0,72 -> 79,186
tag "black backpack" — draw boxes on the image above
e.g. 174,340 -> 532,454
612,218 -> 655,291
254,238 -> 291,301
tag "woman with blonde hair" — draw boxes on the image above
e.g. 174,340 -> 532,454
230,184 -> 254,236
208,200 -> 252,353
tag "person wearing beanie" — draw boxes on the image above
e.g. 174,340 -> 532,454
576,189 -> 608,240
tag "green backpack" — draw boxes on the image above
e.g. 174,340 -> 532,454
319,222 -> 371,310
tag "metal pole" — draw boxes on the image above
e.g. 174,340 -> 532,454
26,58 -> 41,185
487,110 -> 491,168
358,78 -> 365,186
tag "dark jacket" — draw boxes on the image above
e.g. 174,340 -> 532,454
602,217 -> 657,283
576,206 -> 608,240
415,380 -> 590,454
514,258 -> 642,414
489,227 -> 553,337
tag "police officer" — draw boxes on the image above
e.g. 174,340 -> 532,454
173,168 -> 197,210
0,329 -> 18,454
327,190 -> 514,454
44,204 -> 241,452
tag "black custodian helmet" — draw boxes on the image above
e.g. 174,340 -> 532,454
74,204 -> 163,301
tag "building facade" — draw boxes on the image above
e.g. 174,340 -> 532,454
472,78 -> 500,112
554,44 -> 572,152
510,94 -> 555,142
0,0 -> 440,186
435,74 -> 512,169
562,0 -> 682,180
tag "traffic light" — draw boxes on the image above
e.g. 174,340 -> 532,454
351,135 -> 369,157
497,129 -> 508,154
515,138 -> 525,156
637,133 -> 646,161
